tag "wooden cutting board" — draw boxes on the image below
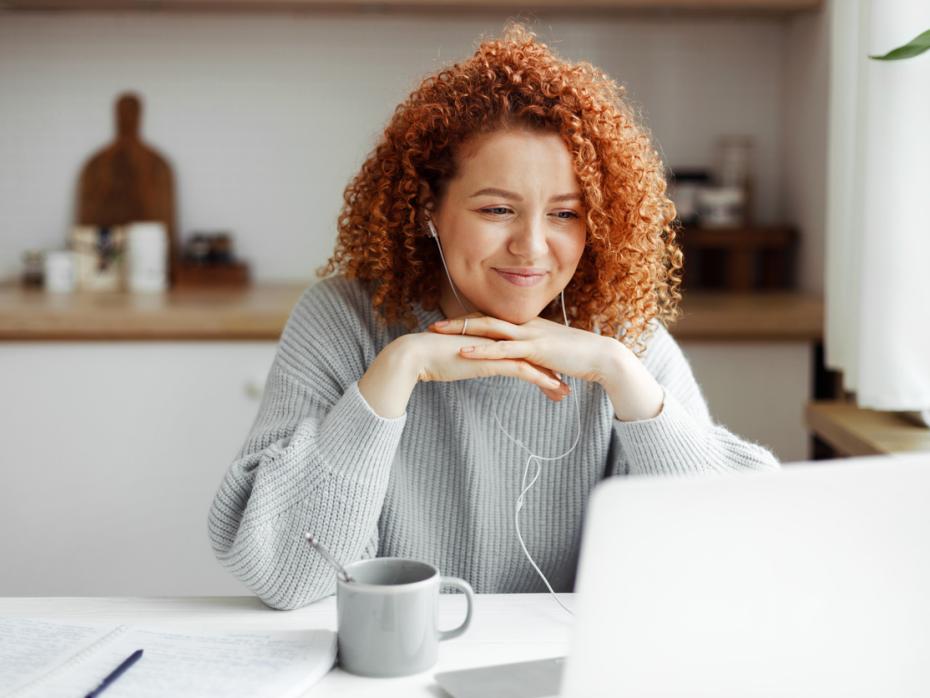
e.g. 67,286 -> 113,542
77,92 -> 178,279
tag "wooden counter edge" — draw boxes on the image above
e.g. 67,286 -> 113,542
806,401 -> 930,457
0,285 -> 823,343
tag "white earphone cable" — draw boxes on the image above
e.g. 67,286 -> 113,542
496,291 -> 579,617
429,220 -> 472,316
429,218 -> 578,616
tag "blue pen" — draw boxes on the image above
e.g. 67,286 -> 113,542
85,648 -> 143,698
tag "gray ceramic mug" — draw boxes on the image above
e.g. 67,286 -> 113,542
336,557 -> 475,677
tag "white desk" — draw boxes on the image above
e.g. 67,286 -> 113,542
0,594 -> 574,697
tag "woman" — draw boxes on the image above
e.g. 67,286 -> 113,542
208,24 -> 779,611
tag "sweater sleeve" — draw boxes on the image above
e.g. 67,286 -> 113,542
609,323 -> 780,476
207,279 -> 407,610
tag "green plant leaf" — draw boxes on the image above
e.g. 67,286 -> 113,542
869,28 -> 930,60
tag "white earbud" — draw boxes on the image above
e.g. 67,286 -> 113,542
427,219 -> 439,239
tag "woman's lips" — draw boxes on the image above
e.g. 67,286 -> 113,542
494,269 -> 548,287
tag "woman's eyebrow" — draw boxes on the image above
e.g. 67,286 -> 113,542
469,187 -> 582,203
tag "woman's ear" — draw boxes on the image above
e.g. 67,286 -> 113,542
417,180 -> 436,214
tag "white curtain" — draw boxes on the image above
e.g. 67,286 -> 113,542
825,0 -> 930,412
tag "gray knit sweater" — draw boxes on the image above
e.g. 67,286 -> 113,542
208,275 -> 779,610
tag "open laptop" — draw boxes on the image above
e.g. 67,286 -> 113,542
435,453 -> 930,698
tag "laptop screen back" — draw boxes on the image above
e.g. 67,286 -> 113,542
561,454 -> 930,698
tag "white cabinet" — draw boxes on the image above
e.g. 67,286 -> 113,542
0,342 -> 277,597
0,340 -> 810,597
681,341 -> 811,464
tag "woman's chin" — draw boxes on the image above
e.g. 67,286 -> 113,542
483,302 -> 547,325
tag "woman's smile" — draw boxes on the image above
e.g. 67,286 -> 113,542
493,267 -> 549,287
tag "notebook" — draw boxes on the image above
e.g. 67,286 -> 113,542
0,617 -> 336,698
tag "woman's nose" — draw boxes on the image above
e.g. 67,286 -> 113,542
508,216 -> 549,259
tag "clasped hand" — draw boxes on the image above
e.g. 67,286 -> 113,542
423,312 -> 623,403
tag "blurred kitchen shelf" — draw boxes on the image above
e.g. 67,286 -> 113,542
174,261 -> 251,289
0,0 -> 822,15
681,225 -> 799,291
0,282 -> 821,342
672,290 -> 821,342
806,401 -> 930,456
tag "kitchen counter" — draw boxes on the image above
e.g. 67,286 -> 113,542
0,283 -> 304,341
0,283 -> 822,342
806,401 -> 930,456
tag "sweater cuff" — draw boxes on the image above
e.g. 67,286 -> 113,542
315,380 -> 407,482
611,387 -> 711,476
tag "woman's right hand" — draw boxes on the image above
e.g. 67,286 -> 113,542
358,331 -> 570,419
396,331 -> 570,402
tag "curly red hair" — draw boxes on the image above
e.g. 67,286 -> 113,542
318,22 -> 682,354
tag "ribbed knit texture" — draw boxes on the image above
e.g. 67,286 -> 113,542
207,275 -> 779,610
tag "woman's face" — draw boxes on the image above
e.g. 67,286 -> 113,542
429,128 -> 587,324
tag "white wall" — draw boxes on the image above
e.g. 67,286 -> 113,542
0,11 -> 814,284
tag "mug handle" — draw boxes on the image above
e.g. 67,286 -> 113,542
438,576 -> 474,641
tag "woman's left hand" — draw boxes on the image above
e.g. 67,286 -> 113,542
428,312 -> 665,420
428,312 -> 621,394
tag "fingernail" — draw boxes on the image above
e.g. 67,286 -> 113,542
548,378 -> 561,388
433,319 -> 449,327
461,346 -> 475,353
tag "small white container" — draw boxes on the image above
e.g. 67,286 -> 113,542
697,186 -> 746,228
126,221 -> 168,293
44,251 -> 76,293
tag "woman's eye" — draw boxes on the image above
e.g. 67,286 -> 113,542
480,208 -> 580,219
